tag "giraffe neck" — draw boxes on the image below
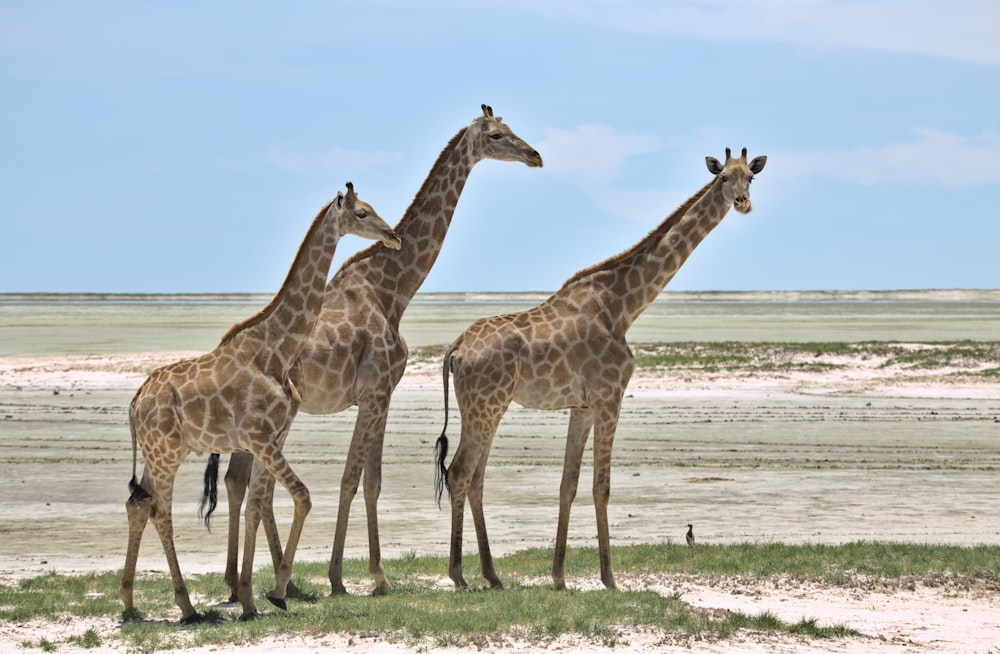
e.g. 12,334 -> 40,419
331,127 -> 477,326
559,177 -> 728,334
221,201 -> 341,373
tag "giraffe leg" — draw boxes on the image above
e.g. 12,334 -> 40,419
259,473 -> 304,599
552,408 -> 594,591
257,444 -> 311,611
119,472 -> 152,618
446,419 -> 500,589
362,411 -> 391,596
236,460 -> 266,620
443,435 -> 482,588
591,403 -> 623,591
328,417 -> 367,595
223,451 -> 251,603
328,398 -> 389,596
229,453 -> 304,602
447,371 -> 511,590
147,472 -> 200,622
468,450 -> 501,589
446,469 -> 469,589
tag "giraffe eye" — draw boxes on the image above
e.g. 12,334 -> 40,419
489,133 -> 503,141
719,174 -> 729,183
355,211 -> 368,219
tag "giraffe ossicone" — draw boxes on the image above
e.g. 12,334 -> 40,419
435,148 -> 766,591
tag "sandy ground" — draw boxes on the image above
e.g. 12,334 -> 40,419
0,349 -> 999,653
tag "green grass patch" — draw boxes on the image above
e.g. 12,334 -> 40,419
607,541 -> 1000,580
407,343 -> 448,363
880,342 -> 999,369
411,341 -> 1000,379
620,341 -> 1000,375
3,541 -> 998,651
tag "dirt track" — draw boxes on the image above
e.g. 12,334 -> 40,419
1,351 -> 998,576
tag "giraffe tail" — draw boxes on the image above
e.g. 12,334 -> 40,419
434,343 -> 458,508
126,399 -> 150,501
198,453 -> 220,530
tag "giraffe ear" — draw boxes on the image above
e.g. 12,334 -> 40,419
334,192 -> 344,209
749,156 -> 767,174
706,156 -> 724,176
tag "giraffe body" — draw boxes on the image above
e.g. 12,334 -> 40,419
119,184 -> 400,622
435,149 -> 766,590
213,105 -> 542,598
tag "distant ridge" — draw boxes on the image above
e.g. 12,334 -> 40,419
415,289 -> 1000,303
1,289 -> 999,304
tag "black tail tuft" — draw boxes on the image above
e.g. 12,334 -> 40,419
436,345 -> 456,509
128,475 -> 151,501
198,453 -> 220,530
434,433 -> 450,509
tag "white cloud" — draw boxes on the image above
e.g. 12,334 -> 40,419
771,129 -> 1000,187
266,146 -> 403,177
537,124 -> 663,185
525,0 -> 1000,67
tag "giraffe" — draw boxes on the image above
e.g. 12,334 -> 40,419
435,148 -> 767,590
205,105 -> 543,599
118,183 -> 401,623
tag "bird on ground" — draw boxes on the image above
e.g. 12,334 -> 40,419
685,524 -> 695,549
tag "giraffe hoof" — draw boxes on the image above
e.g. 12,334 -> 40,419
180,612 -> 203,625
238,610 -> 260,622
120,608 -> 144,623
266,594 -> 288,611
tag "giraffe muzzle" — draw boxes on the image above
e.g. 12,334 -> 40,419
382,231 -> 403,250
734,197 -> 753,214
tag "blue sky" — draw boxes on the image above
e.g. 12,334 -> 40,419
2,1 -> 998,293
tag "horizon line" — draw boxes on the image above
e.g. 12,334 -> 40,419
1,288 -> 998,301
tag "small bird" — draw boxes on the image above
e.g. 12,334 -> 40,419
685,524 -> 695,549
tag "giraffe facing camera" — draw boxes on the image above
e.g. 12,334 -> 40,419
435,149 -> 766,591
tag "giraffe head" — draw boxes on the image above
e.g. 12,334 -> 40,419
705,147 -> 767,214
330,182 -> 402,249
469,104 -> 543,168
